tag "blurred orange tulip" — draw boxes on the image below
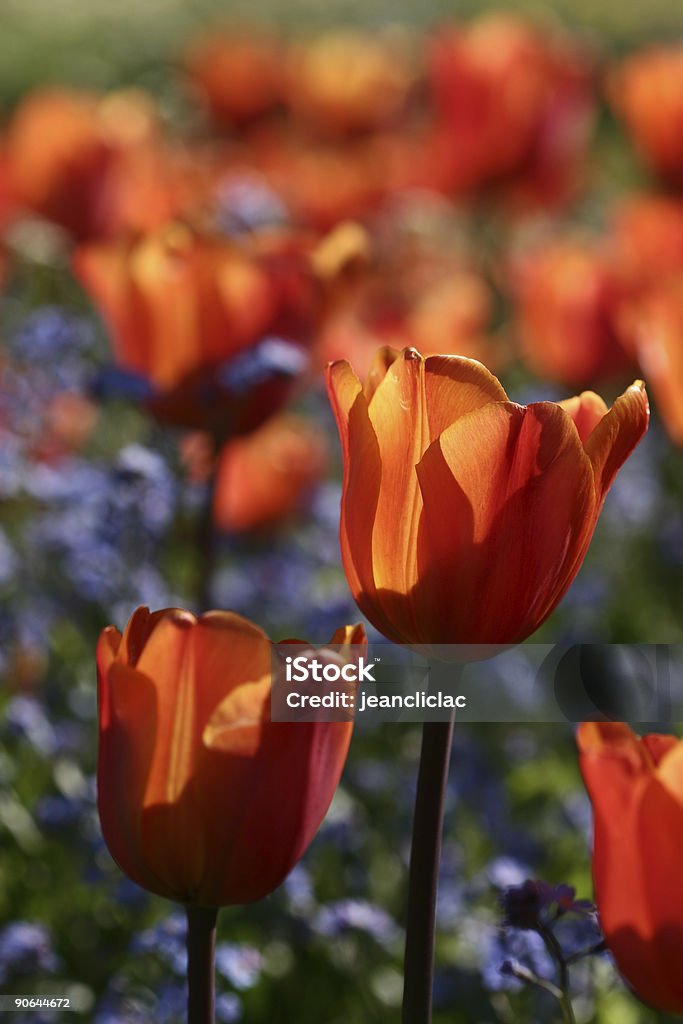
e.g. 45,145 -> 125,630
321,266 -> 497,377
512,238 -> 632,387
285,30 -> 416,137
212,414 -> 328,533
610,193 -> 683,286
317,217 -> 499,375
97,606 -> 365,906
247,130 -> 390,231
327,347 -> 648,647
578,722 -> 683,1015
74,224 -> 319,430
618,277 -> 683,446
185,32 -> 286,128
4,88 -> 209,242
425,15 -> 594,207
610,45 -> 683,187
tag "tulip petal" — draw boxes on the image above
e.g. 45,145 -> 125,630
643,732 -> 681,767
97,662 -> 172,897
330,623 -> 367,646
363,346 -> 400,401
96,626 -> 122,689
327,360 -> 390,633
558,391 -> 608,444
415,401 -> 596,643
202,676 -> 271,756
584,381 -> 649,503
367,349 -> 507,604
579,724 -> 683,1014
198,718 -> 353,905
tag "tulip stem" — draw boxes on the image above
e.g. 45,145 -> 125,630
402,713 -> 455,1024
186,905 -> 218,1024
196,432 -> 224,613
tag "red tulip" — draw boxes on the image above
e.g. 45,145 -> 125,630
97,606 -> 365,906
578,722 -> 683,1015
424,15 -> 594,208
327,347 -> 648,647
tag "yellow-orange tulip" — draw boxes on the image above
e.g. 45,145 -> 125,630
327,348 -> 648,647
578,723 -> 683,1015
285,31 -> 415,137
97,606 -> 365,906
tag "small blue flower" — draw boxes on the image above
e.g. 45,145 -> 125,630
3,697 -> 59,755
217,338 -> 308,394
216,175 -> 288,235
214,944 -> 263,990
314,900 -> 400,949
0,922 -> 60,982
481,927 -> 553,993
216,992 -> 243,1023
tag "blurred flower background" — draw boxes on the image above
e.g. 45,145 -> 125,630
1,0 -> 683,1020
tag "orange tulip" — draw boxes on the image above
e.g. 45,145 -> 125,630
285,30 -> 415,137
74,224 -> 319,430
618,277 -> 683,446
578,722 -> 683,1015
97,606 -> 365,906
512,238 -> 632,387
610,45 -> 683,187
248,130 -> 390,231
610,194 -> 683,286
212,414 -> 328,533
4,88 -> 206,242
321,266 -> 497,378
327,347 -> 648,647
185,32 -> 285,129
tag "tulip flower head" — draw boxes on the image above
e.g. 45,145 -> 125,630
327,347 -> 648,649
617,276 -> 683,447
610,44 -> 683,187
212,413 -> 328,534
578,723 -> 683,1015
425,15 -> 594,208
97,606 -> 365,906
75,224 -> 318,431
512,237 -> 632,387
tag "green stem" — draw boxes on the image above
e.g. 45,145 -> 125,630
402,714 -> 455,1024
195,433 -> 223,614
540,925 -> 577,1024
186,905 -> 218,1024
